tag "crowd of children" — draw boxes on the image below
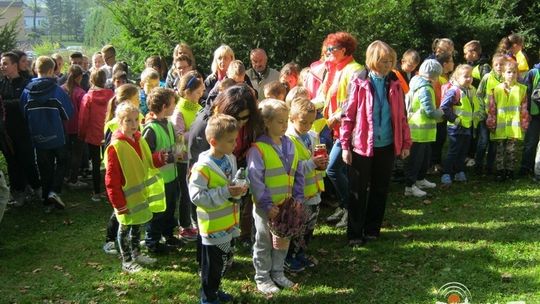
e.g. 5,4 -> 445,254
1,31 -> 539,303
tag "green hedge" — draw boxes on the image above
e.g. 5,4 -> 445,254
92,0 -> 540,74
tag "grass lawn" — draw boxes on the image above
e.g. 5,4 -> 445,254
1,173 -> 539,303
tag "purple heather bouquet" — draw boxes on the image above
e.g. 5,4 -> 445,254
268,198 -> 307,238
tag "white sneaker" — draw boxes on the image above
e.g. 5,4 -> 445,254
415,179 -> 436,189
326,207 -> 344,222
122,261 -> 142,274
48,192 -> 65,209
335,210 -> 348,228
134,253 -> 157,265
102,241 -> 118,255
404,185 -> 426,197
272,274 -> 294,288
256,280 -> 280,294
465,158 -> 476,167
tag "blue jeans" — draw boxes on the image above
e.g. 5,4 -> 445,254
475,121 -> 496,172
443,133 -> 471,175
326,140 -> 348,208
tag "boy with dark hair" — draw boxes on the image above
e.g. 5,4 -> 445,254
0,52 -> 41,206
58,52 -> 91,91
20,56 -> 74,212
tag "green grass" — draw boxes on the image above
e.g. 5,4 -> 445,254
1,174 -> 539,303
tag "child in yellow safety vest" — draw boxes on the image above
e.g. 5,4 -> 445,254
102,84 -> 145,256
284,98 -> 328,272
404,59 -> 444,197
104,102 -> 167,273
487,60 -> 530,181
474,54 -> 507,174
188,114 -> 246,304
142,87 -> 182,253
440,65 -> 483,185
171,71 -> 204,242
247,98 -> 304,295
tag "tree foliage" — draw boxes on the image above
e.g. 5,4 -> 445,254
97,0 -> 540,75
45,0 -> 85,41
0,10 -> 19,53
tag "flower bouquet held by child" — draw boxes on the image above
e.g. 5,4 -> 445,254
268,198 -> 307,249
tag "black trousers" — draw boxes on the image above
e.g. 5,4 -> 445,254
66,134 -> 85,182
431,121 -> 447,166
404,142 -> 431,187
177,163 -> 196,228
106,212 -> 119,242
347,145 -> 395,240
200,241 -> 230,302
88,144 -> 102,194
145,180 -> 178,247
1,131 -> 40,193
36,146 -> 68,199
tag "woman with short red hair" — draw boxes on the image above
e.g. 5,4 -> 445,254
316,32 -> 363,229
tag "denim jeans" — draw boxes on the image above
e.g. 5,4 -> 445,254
474,121 -> 496,172
404,142 -> 431,187
326,140 -> 348,208
443,134 -> 471,175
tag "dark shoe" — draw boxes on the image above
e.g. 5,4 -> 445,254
165,236 -> 185,248
348,238 -> 366,247
296,252 -> 316,268
495,171 -> 506,182
200,299 -> 220,304
364,234 -> 379,241
284,256 -> 305,273
517,167 -> 531,177
505,170 -> 514,180
147,243 -> 174,254
217,290 -> 233,302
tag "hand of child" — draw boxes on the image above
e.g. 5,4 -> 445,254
327,112 -> 341,128
313,155 -> 329,170
268,205 -> 279,220
160,151 -> 175,164
228,184 -> 246,198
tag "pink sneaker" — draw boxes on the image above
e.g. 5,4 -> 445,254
178,227 -> 198,242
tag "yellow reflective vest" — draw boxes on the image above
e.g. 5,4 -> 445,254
288,131 -> 324,198
491,83 -> 527,140
252,141 -> 299,205
408,85 -> 437,142
106,137 -> 166,225
190,163 -> 240,236
143,121 -> 177,183
447,87 -> 481,129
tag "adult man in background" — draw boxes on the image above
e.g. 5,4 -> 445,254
246,48 -> 280,100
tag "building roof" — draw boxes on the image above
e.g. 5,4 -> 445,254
0,1 -> 24,8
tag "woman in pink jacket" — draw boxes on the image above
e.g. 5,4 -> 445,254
340,41 -> 412,247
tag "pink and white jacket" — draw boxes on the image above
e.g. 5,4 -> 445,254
340,70 -> 411,157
